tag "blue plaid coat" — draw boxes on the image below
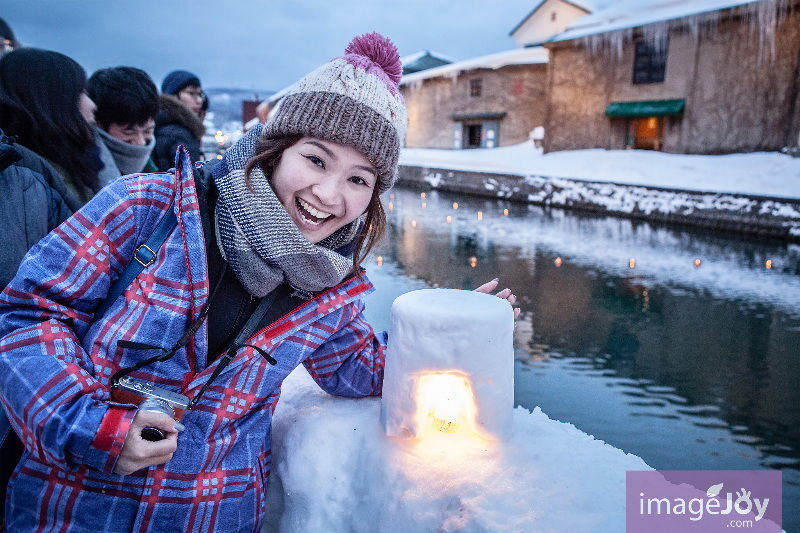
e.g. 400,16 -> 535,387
0,149 -> 386,532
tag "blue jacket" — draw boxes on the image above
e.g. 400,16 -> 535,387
0,147 -> 386,532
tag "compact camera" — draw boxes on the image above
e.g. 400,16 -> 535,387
111,375 -> 189,441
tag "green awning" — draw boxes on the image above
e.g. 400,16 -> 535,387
604,99 -> 685,117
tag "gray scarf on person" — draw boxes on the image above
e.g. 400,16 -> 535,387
212,124 -> 360,298
95,127 -> 155,186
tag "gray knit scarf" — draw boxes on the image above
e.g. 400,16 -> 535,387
212,124 -> 360,298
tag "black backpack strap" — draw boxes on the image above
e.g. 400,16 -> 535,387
94,198 -> 178,319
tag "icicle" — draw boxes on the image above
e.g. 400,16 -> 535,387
578,0 -> 793,69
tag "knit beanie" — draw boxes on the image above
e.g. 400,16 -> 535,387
263,32 -> 408,195
161,70 -> 201,95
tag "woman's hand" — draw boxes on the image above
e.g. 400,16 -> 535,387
114,410 -> 179,475
475,278 -> 521,320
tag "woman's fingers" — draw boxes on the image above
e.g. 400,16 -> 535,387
474,278 -> 499,294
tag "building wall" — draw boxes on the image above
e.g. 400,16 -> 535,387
543,6 -> 800,154
511,0 -> 589,48
401,64 -> 548,149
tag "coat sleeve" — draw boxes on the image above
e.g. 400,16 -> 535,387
301,298 -> 386,398
0,179 -> 140,474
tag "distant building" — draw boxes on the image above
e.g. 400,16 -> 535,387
541,0 -> 800,154
402,51 -> 455,75
509,0 -> 591,48
400,48 -> 549,149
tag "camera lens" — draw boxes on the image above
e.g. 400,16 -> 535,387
138,398 -> 175,442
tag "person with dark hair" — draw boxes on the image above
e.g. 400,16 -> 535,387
87,66 -> 159,185
0,33 -> 518,531
0,48 -> 102,205
154,69 -> 205,171
0,18 -> 19,57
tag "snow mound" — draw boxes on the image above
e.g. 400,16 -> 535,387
264,368 -> 652,532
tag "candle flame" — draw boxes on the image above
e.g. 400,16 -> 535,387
417,373 -> 475,436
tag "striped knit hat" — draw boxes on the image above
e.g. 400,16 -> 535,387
263,32 -> 407,195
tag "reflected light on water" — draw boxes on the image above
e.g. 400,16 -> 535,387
447,216 -> 452,223
629,258 -> 636,268
411,220 -> 417,228
376,256 -> 383,266
388,202 -> 393,211
422,202 -> 426,209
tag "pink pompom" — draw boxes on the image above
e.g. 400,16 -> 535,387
345,32 -> 402,86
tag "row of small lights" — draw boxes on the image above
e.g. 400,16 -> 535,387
375,255 -> 774,270
383,193 -> 777,271
387,192 -> 508,226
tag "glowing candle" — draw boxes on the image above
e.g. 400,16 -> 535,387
432,394 -> 460,433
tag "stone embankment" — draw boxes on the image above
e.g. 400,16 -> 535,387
397,165 -> 800,242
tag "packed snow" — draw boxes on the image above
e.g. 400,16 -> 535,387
263,368 -> 651,532
400,142 -> 800,200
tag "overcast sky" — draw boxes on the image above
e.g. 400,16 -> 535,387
3,0 -> 555,95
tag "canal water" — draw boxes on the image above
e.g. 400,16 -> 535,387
362,186 -> 800,531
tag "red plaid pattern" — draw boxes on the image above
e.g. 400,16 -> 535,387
0,149 -> 385,532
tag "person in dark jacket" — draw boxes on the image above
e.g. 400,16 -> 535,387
0,129 -> 78,528
153,70 -> 205,171
0,130 -> 78,289
87,66 -> 160,186
0,48 -> 102,206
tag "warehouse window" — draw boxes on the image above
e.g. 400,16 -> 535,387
633,40 -> 668,84
470,79 -> 482,97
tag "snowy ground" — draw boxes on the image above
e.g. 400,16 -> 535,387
263,368 -> 651,533
400,143 -> 800,200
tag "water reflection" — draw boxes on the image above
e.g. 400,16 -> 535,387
368,186 -> 800,530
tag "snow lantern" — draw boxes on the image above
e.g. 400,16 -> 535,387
380,288 -> 515,441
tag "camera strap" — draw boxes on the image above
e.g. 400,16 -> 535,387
187,289 -> 278,409
111,263 -> 230,387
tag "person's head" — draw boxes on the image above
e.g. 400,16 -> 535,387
245,32 -> 408,271
0,47 -> 100,190
161,70 -> 203,115
87,66 -> 158,146
0,18 -> 19,57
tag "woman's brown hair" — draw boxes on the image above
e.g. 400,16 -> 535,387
244,135 -> 387,275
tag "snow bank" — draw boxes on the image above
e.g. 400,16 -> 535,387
400,143 -> 800,200
263,368 -> 651,532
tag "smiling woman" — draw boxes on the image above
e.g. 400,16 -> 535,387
0,32 -> 519,533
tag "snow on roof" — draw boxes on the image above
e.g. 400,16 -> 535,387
550,0 -> 760,42
400,47 -> 549,86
